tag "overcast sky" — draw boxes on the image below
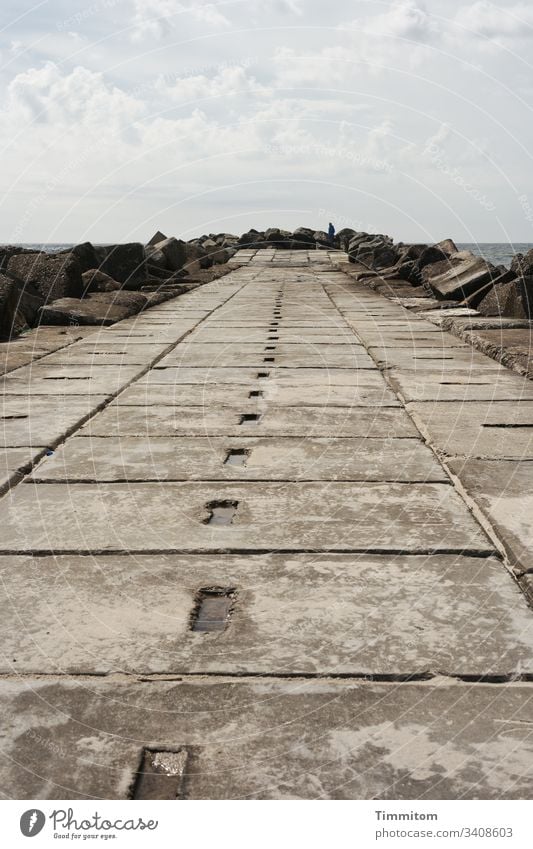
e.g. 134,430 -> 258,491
1,0 -> 533,244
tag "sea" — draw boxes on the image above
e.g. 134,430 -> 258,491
3,242 -> 533,269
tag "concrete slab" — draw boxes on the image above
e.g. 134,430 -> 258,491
1,677 -> 532,799
409,401 -> 533,459
370,347 -> 504,371
0,447 -> 39,493
0,481 -> 493,553
186,331 -> 357,345
41,344 -> 170,366
0,397 -> 107,448
160,344 -> 376,369
0,364 -> 140,396
447,459 -> 533,573
389,369 -> 533,402
1,553 -> 529,676
80,404 -> 417,438
32,436 -> 445,482
115,381 -> 400,407
141,367 -> 387,385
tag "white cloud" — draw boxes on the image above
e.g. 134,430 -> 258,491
454,2 -> 533,39
5,62 -> 143,131
130,0 -> 230,42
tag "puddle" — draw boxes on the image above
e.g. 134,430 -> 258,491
224,449 -> 250,466
191,588 -> 236,632
131,749 -> 189,799
204,499 -> 239,525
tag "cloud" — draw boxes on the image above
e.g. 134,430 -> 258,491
130,0 -> 230,42
453,2 -> 533,39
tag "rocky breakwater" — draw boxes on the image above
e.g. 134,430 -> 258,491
0,231 -> 240,341
343,229 -> 533,320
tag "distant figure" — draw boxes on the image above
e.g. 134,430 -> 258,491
328,222 -> 335,244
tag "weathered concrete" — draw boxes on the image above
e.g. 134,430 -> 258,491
2,678 -> 533,799
0,481 -> 492,553
0,553 -> 530,676
80,404 -> 417,438
32,436 -> 445,482
0,251 -> 532,800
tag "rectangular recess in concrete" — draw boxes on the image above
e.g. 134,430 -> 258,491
191,588 -> 235,632
131,749 -> 189,799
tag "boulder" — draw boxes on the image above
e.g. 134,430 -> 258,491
313,230 -> 330,246
0,245 -> 37,270
57,242 -> 98,273
421,251 -> 500,300
373,245 -> 399,269
96,242 -> 146,286
185,241 -> 211,270
7,252 -> 83,302
146,237 -> 186,272
291,227 -> 315,245
435,238 -> 458,255
237,229 -> 261,246
81,269 -> 121,294
147,230 -> 167,246
478,276 -> 533,319
38,291 -> 148,326
417,246 -> 448,269
0,272 -> 44,339
511,249 -> 533,278
212,248 -> 231,265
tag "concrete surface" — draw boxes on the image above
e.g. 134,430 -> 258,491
0,251 -> 532,800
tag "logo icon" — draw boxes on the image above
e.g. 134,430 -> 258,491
20,810 -> 45,837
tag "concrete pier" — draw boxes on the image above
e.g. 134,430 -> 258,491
1,250 -> 532,799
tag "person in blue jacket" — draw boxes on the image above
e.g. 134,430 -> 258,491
328,222 -> 335,244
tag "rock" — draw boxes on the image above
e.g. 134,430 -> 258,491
510,248 -> 533,278
57,242 -> 98,273
417,246 -> 448,269
373,245 -> 399,269
478,275 -> 533,319
146,237 -> 186,272
212,248 -> 231,265
237,229 -> 262,246
38,291 -> 148,326
435,238 -> 458,256
313,230 -> 330,246
81,269 -> 121,294
0,246 -> 37,270
291,227 -> 315,245
96,243 -> 146,287
0,272 -> 44,339
184,241 -> 211,271
147,230 -> 167,246
146,264 -> 188,281
7,252 -> 83,302
422,251 -> 500,300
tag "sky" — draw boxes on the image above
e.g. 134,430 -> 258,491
1,0 -> 533,244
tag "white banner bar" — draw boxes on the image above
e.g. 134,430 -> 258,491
2,799 -> 531,848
